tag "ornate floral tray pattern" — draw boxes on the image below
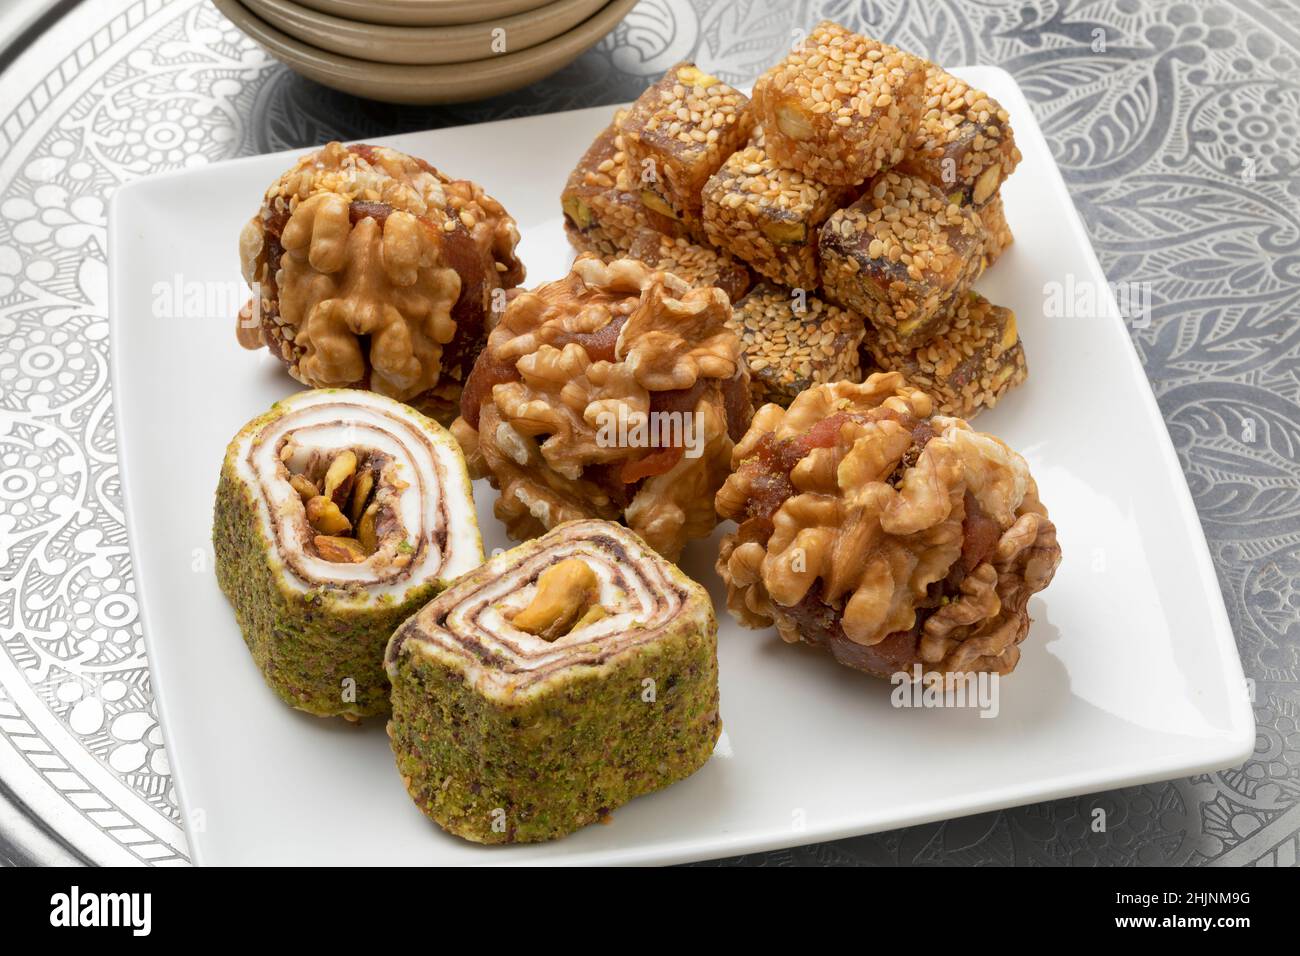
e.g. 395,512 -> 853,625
0,0 -> 1296,866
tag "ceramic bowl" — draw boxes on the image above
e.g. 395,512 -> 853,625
241,0 -> 609,65
213,0 -> 636,104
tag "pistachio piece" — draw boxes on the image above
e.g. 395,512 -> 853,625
288,474 -> 318,502
675,65 -> 719,88
322,450 -> 357,504
305,495 -> 351,535
569,604 -> 609,633
562,195 -> 592,230
356,503 -> 378,555
330,475 -> 355,509
775,102 -> 814,141
314,534 -> 367,563
761,219 -> 807,245
639,188 -> 679,220
972,164 -> 1002,206
511,558 -> 601,642
895,315 -> 923,336
999,312 -> 1019,351
349,468 -> 375,524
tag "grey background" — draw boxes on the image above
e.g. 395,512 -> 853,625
0,0 -> 1296,866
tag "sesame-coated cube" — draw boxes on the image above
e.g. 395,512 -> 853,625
751,21 -> 926,186
701,127 -> 850,288
818,171 -> 985,346
978,193 -> 1013,271
864,292 -> 1026,418
620,63 -> 754,232
562,111 -> 686,256
726,283 -> 866,407
624,230 -> 753,303
898,63 -> 1022,208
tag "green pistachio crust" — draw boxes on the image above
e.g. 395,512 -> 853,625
213,394 -> 479,719
386,532 -> 721,843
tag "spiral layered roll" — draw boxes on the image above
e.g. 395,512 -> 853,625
213,389 -> 483,718
385,518 -> 720,843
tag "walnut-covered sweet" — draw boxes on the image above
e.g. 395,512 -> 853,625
237,141 -> 525,423
451,256 -> 753,560
715,374 -> 1060,678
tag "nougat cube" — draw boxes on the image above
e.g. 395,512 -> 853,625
818,171 -> 985,346
751,21 -> 926,186
701,127 -> 849,288
562,111 -> 686,256
624,229 -> 753,303
978,193 -> 1013,271
620,63 -> 754,232
864,291 -> 1026,418
898,63 -> 1022,207
726,282 -> 866,407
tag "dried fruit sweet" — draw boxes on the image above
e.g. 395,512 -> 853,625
978,193 -> 1014,271
715,374 -> 1060,679
864,292 -> 1026,418
702,127 -> 850,288
819,171 -> 985,346
561,111 -> 752,302
898,63 -> 1022,208
620,63 -> 754,234
561,110 -> 688,256
727,282 -> 867,407
451,256 -> 753,560
237,142 -> 525,424
751,21 -> 926,186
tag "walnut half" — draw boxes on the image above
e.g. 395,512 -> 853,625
279,194 -> 461,399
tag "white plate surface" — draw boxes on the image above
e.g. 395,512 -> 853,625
108,67 -> 1254,866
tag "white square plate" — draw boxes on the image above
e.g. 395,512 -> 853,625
109,67 -> 1254,866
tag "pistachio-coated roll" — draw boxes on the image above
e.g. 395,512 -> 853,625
214,388 -> 483,719
385,519 -> 720,843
